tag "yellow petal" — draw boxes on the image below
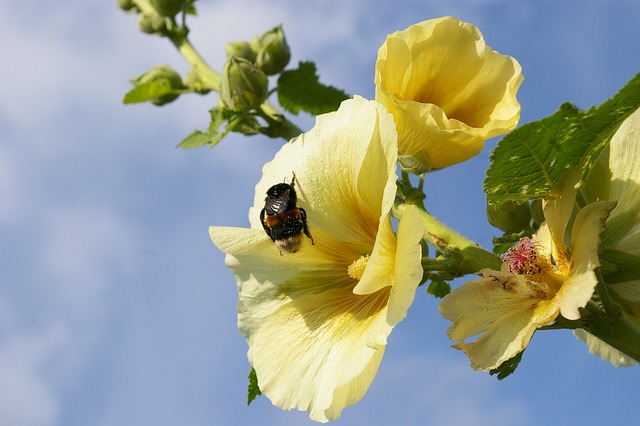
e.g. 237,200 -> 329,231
375,16 -> 523,169
608,280 -> 640,329
608,107 -> 640,252
574,329 -> 638,367
209,226 -> 271,256
609,107 -> 640,218
555,200 -> 615,320
541,166 -> 581,258
439,271 -> 558,370
248,96 -> 398,253
247,284 -> 392,422
353,205 -> 424,326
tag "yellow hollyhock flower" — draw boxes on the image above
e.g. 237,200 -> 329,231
439,169 -> 615,371
576,107 -> 640,366
209,97 -> 424,422
603,106 -> 640,255
375,16 -> 523,170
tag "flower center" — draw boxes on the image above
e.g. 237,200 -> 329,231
502,237 -> 561,292
347,254 -> 370,280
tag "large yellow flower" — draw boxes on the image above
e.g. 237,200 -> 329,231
209,97 -> 424,422
375,16 -> 523,170
439,169 -> 614,371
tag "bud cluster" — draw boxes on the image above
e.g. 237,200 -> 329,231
220,26 -> 291,112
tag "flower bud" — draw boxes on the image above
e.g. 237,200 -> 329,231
255,25 -> 291,76
233,115 -> 261,136
138,11 -> 167,35
117,0 -> 137,12
149,0 -> 185,18
132,65 -> 184,106
220,56 -> 268,111
225,41 -> 257,63
185,68 -> 213,94
486,200 -> 531,233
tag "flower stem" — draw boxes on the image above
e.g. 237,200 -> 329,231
258,103 -> 304,140
168,33 -> 221,91
394,202 -> 502,275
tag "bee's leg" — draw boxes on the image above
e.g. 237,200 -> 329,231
299,208 -> 314,245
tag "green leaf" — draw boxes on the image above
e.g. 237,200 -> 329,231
488,350 -> 524,380
277,61 -> 350,116
247,367 -> 262,405
426,280 -> 450,298
177,107 -> 232,149
123,79 -> 174,104
485,73 -> 640,205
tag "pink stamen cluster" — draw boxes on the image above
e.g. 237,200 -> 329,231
502,237 -> 542,276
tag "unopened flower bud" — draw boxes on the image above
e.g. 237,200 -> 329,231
117,0 -> 137,12
132,65 -> 184,106
138,11 -> 167,35
225,41 -> 257,63
486,200 -> 532,233
220,56 -> 268,111
255,25 -> 291,76
149,0 -> 185,18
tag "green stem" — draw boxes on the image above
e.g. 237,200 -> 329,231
169,33 -> 221,91
394,202 -> 502,274
259,102 -> 304,140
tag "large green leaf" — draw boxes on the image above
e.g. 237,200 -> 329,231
277,61 -> 350,116
485,73 -> 640,205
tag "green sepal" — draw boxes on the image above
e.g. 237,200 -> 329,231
247,367 -> 262,405
488,350 -> 524,380
277,61 -> 350,116
426,280 -> 451,298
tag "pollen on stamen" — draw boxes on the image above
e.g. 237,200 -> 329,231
347,254 -> 370,280
502,237 -> 541,275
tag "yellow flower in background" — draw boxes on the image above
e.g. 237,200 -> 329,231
603,106 -> 640,255
375,16 -> 523,170
209,97 -> 424,422
439,169 -> 614,371
576,107 -> 640,366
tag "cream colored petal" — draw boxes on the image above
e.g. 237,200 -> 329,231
209,226 -> 271,255
609,107 -> 640,220
574,329 -> 639,367
612,215 -> 640,256
248,96 -> 398,253
353,205 -> 424,326
247,284 -> 392,423
555,201 -> 615,320
439,271 -> 558,370
541,166 -> 581,254
608,280 -> 640,329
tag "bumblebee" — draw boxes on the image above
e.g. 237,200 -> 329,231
260,174 -> 314,254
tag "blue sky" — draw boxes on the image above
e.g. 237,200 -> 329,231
1,0 -> 639,425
